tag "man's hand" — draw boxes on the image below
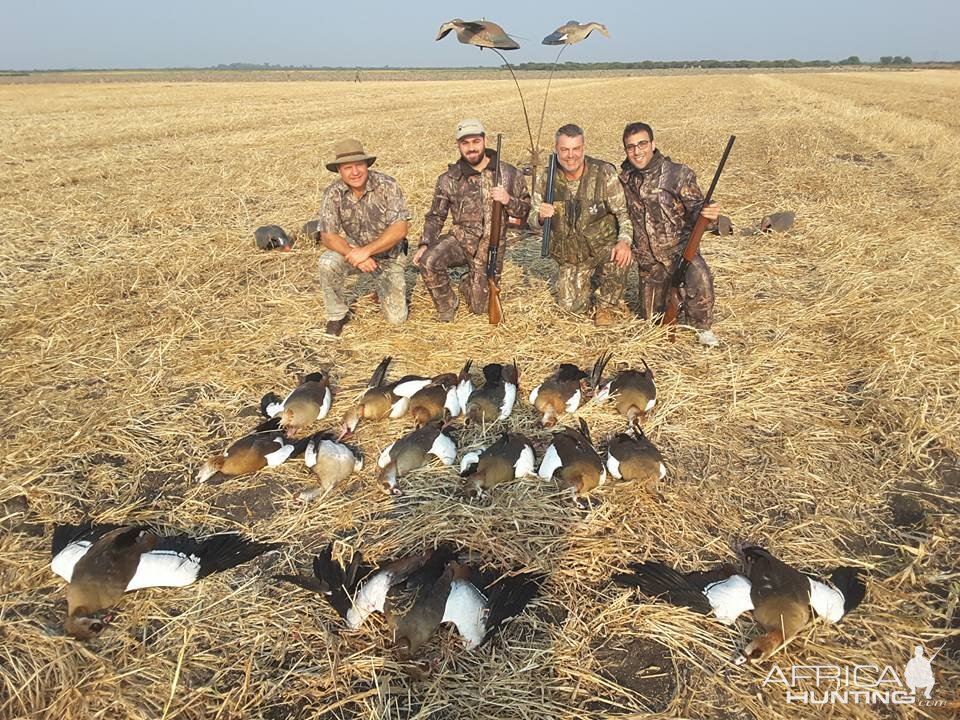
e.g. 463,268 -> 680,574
489,185 -> 510,205
357,258 -> 378,273
610,240 -> 633,269
412,245 -> 428,267
538,202 -> 555,221
700,201 -> 721,221
344,245 -> 371,268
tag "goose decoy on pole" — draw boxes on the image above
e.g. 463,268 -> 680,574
542,21 -> 610,45
463,361 -> 519,425
376,421 -> 457,495
338,357 -> 429,439
594,357 -> 657,427
298,432 -> 364,501
195,417 -> 307,483
51,523 -> 280,640
537,418 -> 606,502
260,371 -> 333,437
436,19 -> 520,50
612,545 -> 867,664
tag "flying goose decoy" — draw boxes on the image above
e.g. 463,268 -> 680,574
298,431 -> 364,501
254,224 -> 295,251
605,426 -> 666,485
612,545 -> 867,664
459,431 -> 536,498
594,356 -> 657,427
537,418 -> 606,501
406,360 -> 473,428
436,19 -> 520,50
529,355 -> 606,428
463,362 -> 519,425
261,371 -> 333,436
376,420 -> 457,495
542,20 -> 610,46
338,357 -> 429,439
196,417 -> 307,483
51,523 -> 280,640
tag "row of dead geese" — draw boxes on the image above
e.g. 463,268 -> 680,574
51,525 -> 866,667
196,354 -> 664,502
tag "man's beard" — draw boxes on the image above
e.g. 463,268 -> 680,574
462,150 -> 484,167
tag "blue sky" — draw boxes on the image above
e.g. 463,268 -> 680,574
2,0 -> 957,70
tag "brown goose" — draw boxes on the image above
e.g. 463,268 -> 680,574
436,19 -> 519,50
459,432 -> 536,498
196,417 -> 306,483
338,357 -> 428,439
594,357 -> 656,426
261,371 -> 333,437
537,418 -> 606,500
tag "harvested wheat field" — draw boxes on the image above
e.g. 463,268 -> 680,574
1,69 -> 958,719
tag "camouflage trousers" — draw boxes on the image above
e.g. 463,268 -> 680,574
317,249 -> 408,324
636,253 -> 714,330
556,255 -> 628,314
419,233 -> 503,315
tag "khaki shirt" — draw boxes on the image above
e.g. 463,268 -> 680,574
318,169 -> 411,255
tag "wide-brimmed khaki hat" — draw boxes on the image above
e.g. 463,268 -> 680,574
326,139 -> 377,172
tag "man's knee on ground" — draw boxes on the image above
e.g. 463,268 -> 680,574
382,304 -> 409,325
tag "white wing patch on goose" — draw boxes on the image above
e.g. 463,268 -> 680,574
594,382 -> 611,402
378,442 -> 396,468
428,433 -> 457,465
460,450 -> 482,474
538,443 -> 563,479
50,541 -> 92,582
317,387 -> 333,419
528,385 -> 540,404
442,579 -> 488,650
265,437 -> 296,467
444,387 -> 461,417
658,462 -> 667,479
394,379 -> 430,398
514,444 -> 535,478
126,550 -> 202,590
808,577 -> 846,623
565,389 -> 582,413
500,383 -> 517,419
346,570 -> 393,629
389,396 -> 410,418
304,439 -> 318,468
645,397 -> 656,412
456,379 -> 473,414
606,452 -> 622,480
264,401 -> 285,418
704,574 -> 754,625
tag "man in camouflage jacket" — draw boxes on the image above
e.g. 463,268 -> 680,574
619,122 -> 721,346
316,138 -> 411,335
530,124 -> 633,325
414,119 -> 531,321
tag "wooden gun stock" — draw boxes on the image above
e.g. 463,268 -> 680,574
662,135 -> 735,334
487,134 -> 505,325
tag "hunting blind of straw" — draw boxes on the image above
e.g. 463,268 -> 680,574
1,24 -> 958,720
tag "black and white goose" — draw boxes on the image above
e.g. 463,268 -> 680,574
605,426 -> 666,484
376,421 -> 457,495
196,417 -> 306,483
612,545 -> 867,664
537,418 -> 606,501
463,362 -> 518,425
260,371 -> 333,437
51,523 -> 280,640
459,432 -> 536,498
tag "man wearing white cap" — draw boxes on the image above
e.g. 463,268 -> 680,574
414,119 -> 530,322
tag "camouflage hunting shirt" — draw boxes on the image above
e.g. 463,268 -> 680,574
420,150 -> 531,257
318,169 -> 411,258
619,150 -> 704,264
529,156 -> 632,264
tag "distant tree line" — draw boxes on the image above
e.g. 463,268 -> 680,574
510,56 -> 921,70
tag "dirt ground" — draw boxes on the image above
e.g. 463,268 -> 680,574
1,70 -> 957,719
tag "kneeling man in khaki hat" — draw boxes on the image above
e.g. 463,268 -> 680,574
315,139 -> 411,335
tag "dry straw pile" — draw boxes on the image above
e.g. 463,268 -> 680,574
1,70 -> 957,719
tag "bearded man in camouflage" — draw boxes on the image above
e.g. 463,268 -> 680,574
316,139 -> 411,336
619,122 -> 722,347
530,124 -> 633,326
414,119 -> 531,322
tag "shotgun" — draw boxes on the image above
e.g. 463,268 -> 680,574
540,152 -> 558,258
662,135 -> 736,330
487,134 -> 505,325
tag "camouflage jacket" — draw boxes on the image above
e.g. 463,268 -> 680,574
530,156 -> 632,264
420,150 -> 531,257
317,169 -> 411,259
619,150 -> 704,264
